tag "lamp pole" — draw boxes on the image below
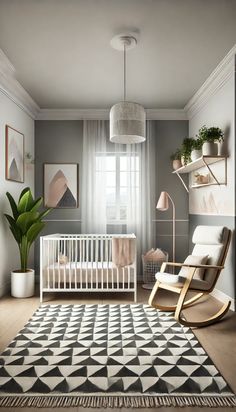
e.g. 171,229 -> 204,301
166,193 -> 176,263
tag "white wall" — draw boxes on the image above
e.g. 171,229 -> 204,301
188,61 -> 235,303
189,72 -> 235,216
0,92 -> 34,297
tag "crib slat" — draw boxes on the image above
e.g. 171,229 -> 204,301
105,238 -> 108,289
80,238 -> 82,289
47,240 -> 49,289
58,239 -> 60,288
110,238 -> 114,290
101,238 -> 104,290
52,240 -> 55,289
86,238 -> 88,289
63,239 -> 66,289
75,238 -> 78,289
91,237 -> 93,290
95,238 -> 98,289
128,265 -> 130,290
69,239 -> 72,290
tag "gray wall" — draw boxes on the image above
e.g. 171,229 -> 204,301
155,121 -> 189,263
35,119 -> 189,276
35,121 -> 83,272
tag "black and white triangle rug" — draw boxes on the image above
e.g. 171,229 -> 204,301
0,304 -> 235,408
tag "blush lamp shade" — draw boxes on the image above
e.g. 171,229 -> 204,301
156,191 -> 169,211
110,101 -> 146,144
156,191 -> 176,265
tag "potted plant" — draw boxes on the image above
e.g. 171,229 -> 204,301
197,125 -> 224,156
191,138 -> 203,161
5,187 -> 51,298
170,149 -> 182,170
181,137 -> 195,165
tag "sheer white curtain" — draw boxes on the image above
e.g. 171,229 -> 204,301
81,120 -> 156,274
126,121 -> 156,272
81,120 -> 107,233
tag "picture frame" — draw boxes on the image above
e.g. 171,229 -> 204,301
44,163 -> 79,208
5,125 -> 24,183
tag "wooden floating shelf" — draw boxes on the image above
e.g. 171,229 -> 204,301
172,156 -> 227,192
172,156 -> 227,174
190,183 -> 221,189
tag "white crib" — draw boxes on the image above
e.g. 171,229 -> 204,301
40,234 -> 137,303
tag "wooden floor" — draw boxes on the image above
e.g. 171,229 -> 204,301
0,286 -> 236,411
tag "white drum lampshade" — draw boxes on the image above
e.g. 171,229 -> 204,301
110,101 -> 146,144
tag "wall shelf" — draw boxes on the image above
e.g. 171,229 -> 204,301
172,156 -> 227,193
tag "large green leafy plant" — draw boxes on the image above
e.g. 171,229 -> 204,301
5,188 -> 51,272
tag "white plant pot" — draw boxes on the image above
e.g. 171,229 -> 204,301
11,269 -> 35,298
202,142 -> 218,156
172,159 -> 182,170
191,149 -> 202,162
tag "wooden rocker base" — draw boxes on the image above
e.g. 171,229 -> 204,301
175,301 -> 231,328
148,279 -> 231,328
148,280 -> 204,312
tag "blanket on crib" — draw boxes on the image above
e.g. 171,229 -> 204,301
112,238 -> 135,267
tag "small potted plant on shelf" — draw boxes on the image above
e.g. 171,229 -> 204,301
170,149 -> 182,170
197,125 -> 224,156
5,187 -> 51,298
191,138 -> 203,162
181,137 -> 195,165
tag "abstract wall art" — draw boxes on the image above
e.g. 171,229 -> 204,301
5,125 -> 24,182
44,163 -> 79,208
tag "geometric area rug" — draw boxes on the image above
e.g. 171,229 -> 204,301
0,304 -> 235,408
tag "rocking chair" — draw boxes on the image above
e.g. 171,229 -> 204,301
148,226 -> 231,327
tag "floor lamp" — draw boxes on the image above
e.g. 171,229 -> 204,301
156,191 -> 176,265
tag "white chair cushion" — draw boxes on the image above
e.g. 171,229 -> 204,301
178,254 -> 208,280
155,272 -> 211,291
192,226 -> 226,245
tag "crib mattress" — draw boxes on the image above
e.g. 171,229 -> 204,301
42,261 -> 135,287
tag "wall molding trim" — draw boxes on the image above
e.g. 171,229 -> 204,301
185,44 -> 236,120
0,49 -> 40,119
211,288 -> 235,312
1,43 -> 235,122
36,108 -> 187,121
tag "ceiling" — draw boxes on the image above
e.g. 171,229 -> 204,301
0,0 -> 235,110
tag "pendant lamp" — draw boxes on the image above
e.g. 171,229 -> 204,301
110,34 -> 146,144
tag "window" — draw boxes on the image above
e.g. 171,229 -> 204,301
95,153 -> 140,223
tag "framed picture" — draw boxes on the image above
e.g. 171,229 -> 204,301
44,163 -> 79,208
5,125 -> 24,182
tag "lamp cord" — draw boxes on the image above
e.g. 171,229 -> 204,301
123,42 -> 126,101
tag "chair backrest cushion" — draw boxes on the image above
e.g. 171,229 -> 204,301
191,226 -> 230,288
178,254 -> 209,280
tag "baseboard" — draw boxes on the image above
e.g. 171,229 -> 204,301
211,288 -> 235,311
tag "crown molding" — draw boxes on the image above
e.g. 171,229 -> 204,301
0,48 -> 40,119
185,44 -> 236,120
1,42 -> 235,122
36,108 -> 187,120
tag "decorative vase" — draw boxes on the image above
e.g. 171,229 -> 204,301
191,149 -> 202,162
11,269 -> 35,298
172,159 -> 182,170
217,141 -> 224,155
202,142 -> 218,156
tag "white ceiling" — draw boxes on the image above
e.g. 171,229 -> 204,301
0,0 -> 235,110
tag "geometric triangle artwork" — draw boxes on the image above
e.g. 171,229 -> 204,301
0,304 -> 235,409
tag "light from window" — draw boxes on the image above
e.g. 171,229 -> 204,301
95,153 -> 140,223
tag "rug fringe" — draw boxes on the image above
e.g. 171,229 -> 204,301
0,395 -> 236,408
